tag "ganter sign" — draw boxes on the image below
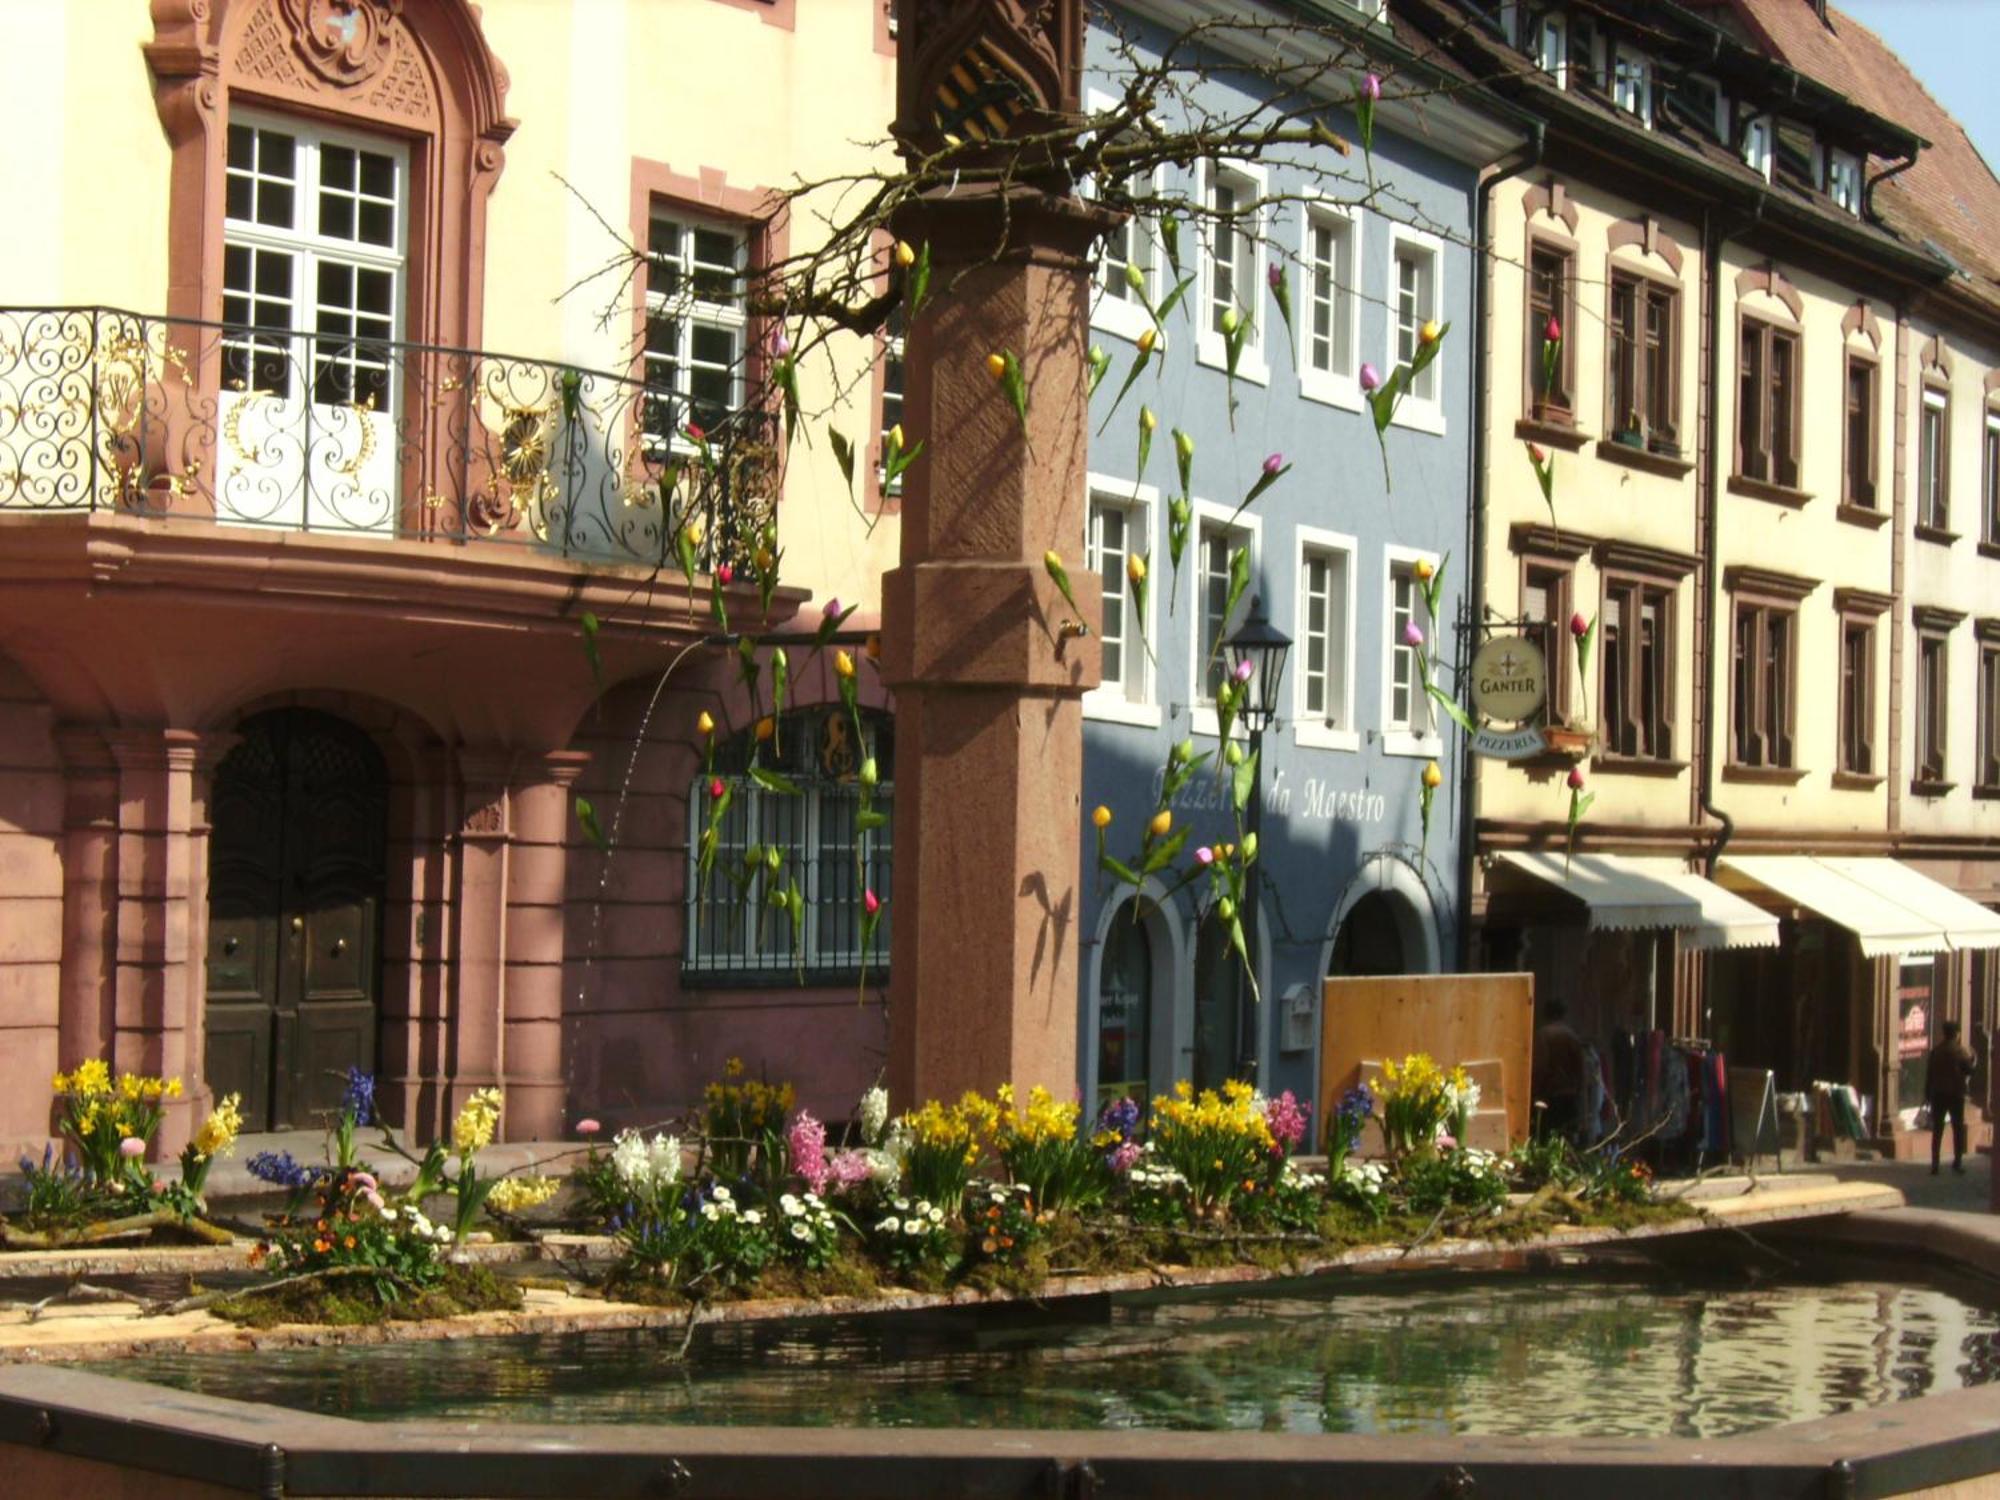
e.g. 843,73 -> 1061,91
1470,636 -> 1547,723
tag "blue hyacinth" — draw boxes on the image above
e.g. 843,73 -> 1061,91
248,1150 -> 316,1190
1337,1084 -> 1376,1122
341,1067 -> 377,1127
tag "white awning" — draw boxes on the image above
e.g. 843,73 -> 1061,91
1718,855 -> 2000,956
1496,851 -> 1781,950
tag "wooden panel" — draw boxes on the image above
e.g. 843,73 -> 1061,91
1319,973 -> 1536,1147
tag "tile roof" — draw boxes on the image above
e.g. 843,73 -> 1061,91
1722,0 -> 2000,316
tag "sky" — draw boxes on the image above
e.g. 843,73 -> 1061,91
1839,0 -> 2000,171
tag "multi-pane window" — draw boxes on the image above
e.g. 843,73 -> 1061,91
685,712 -> 894,978
1526,243 -> 1574,415
643,210 -> 747,446
878,304 -> 906,493
1206,169 -> 1258,339
1087,495 -> 1147,706
1613,49 -> 1653,125
1601,580 -> 1673,760
1917,631 -> 1949,785
1393,240 -> 1439,402
1388,562 -> 1434,737
1919,390 -> 1950,532
1303,209 -> 1356,383
1298,544 -> 1352,731
1844,357 -> 1877,508
1197,522 -> 1249,705
1607,272 -> 1676,450
1985,412 -> 2000,546
1522,563 -> 1572,724
1738,320 -> 1801,489
1535,13 -> 1568,85
1731,600 -> 1796,768
1098,168 -> 1155,308
1838,618 -> 1875,776
1980,638 -> 2000,791
1826,151 -> 1862,215
222,118 -> 405,406
1741,115 -> 1773,181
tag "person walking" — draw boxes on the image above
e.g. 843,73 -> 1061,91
1925,1019 -> 1977,1176
1534,1000 -> 1587,1145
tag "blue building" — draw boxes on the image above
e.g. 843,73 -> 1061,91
1076,3 -> 1524,1114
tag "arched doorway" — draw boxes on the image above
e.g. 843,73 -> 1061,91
1330,890 -> 1409,977
1096,901 -> 1154,1109
205,708 -> 388,1130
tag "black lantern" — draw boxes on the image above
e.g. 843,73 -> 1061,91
1225,594 -> 1293,735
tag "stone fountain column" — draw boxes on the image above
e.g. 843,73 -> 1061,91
881,0 -> 1107,1108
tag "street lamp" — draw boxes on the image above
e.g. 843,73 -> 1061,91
1225,594 -> 1291,1079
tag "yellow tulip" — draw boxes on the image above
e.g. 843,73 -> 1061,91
1423,761 -> 1443,789
1413,558 -> 1434,582
1127,553 -> 1147,585
835,649 -> 856,679
895,240 -> 916,268
865,633 -> 883,660
1419,319 -> 1442,345
1148,808 -> 1172,838
1092,805 -> 1112,829
887,423 -> 905,451
986,352 -> 1008,379
697,710 -> 716,737
755,716 -> 776,742
1137,327 -> 1158,356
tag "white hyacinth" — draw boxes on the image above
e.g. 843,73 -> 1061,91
858,1085 -> 890,1146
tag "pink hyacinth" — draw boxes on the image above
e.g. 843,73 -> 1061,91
1109,1140 -> 1143,1174
577,1118 -> 602,1137
827,1150 -> 875,1189
1359,362 -> 1381,393
1437,1133 -> 1459,1153
788,1110 -> 830,1195
1265,1089 -> 1311,1153
362,1188 -> 386,1212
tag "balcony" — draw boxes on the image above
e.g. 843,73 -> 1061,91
0,306 -> 772,570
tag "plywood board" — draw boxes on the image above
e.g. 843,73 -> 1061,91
1321,973 -> 1536,1148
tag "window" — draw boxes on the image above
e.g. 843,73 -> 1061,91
1844,356 -> 1877,508
1838,617 -> 1875,777
685,711 -> 893,979
1087,112 -> 1161,346
1299,204 -> 1358,403
1393,238 -> 1439,401
1601,579 -> 1673,760
1741,114 -> 1773,181
1526,241 -> 1575,417
1200,164 -> 1265,377
1295,529 -> 1356,747
1980,635 -> 2000,792
1607,271 -> 1677,451
220,116 -> 406,530
1085,482 -> 1157,723
1826,150 -> 1862,215
1522,562 -> 1572,724
1384,551 -> 1440,752
877,303 -> 906,494
1985,411 -> 2000,546
1738,319 -> 1801,489
1194,519 -> 1255,715
1916,630 -> 1949,787
1534,12 -> 1568,85
643,208 -> 748,448
1613,49 -> 1653,125
1919,389 -> 1951,533
1731,600 -> 1796,769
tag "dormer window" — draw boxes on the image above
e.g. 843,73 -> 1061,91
1534,12 -> 1568,87
1827,150 -> 1862,214
1613,48 -> 1653,126
1742,115 -> 1773,182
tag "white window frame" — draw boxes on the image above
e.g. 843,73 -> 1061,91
1296,193 -> 1362,411
877,307 -> 907,496
1085,89 -> 1167,347
1188,497 -> 1263,738
1385,224 -> 1446,436
1535,11 -> 1569,88
1083,474 -> 1162,729
1381,543 -> 1444,758
1196,159 -> 1269,386
1920,387 -> 1950,532
1741,114 -> 1773,182
643,205 -> 750,458
1827,149 -> 1862,215
1613,47 -> 1654,127
1294,525 -> 1359,752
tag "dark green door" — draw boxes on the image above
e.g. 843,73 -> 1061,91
205,709 -> 387,1131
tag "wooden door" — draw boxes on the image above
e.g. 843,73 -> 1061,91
205,710 -> 387,1131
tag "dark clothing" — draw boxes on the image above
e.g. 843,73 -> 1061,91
1931,1093 -> 1968,1171
1535,1020 -> 1587,1097
1926,1038 -> 1977,1102
1541,1091 -> 1582,1145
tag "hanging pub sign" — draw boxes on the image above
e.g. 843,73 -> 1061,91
1468,635 -> 1549,760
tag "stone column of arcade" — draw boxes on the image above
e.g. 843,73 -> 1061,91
881,1 -> 1108,1108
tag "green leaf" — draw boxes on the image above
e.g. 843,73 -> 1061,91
1228,914 -> 1261,1005
1100,853 -> 1144,887
1231,747 -> 1259,814
1576,618 -> 1597,680
856,808 -> 888,832
1425,680 -> 1476,734
883,437 -> 925,489
1160,216 -> 1182,277
1097,344 -> 1156,434
748,765 -> 803,796
830,428 -> 856,496
907,240 -> 933,318
574,795 -> 609,854
1142,826 -> 1191,875
1154,274 -> 1196,325
579,611 -> 603,694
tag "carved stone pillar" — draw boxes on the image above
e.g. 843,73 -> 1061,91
450,749 -> 515,1123
880,1 -> 1105,1107
53,728 -> 120,1075
504,750 -> 589,1140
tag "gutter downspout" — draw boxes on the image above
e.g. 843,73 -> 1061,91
1459,120 -> 1544,971
1862,151 -> 1918,228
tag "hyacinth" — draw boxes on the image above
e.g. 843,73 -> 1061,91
858,1085 -> 890,1145
1263,1089 -> 1311,1153
451,1087 -> 503,1156
190,1093 -> 244,1160
611,1128 -> 682,1191
1338,1083 -> 1376,1122
788,1110 -> 830,1194
248,1150 -> 316,1190
341,1067 -> 376,1127
826,1149 -> 875,1189
487,1175 -> 560,1214
1108,1140 -> 1143,1174
1095,1096 -> 1142,1144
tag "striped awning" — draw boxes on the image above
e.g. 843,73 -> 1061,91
1496,852 -> 1781,950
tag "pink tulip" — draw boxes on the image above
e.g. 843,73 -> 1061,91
718,563 -> 734,585
1263,453 -> 1284,476
1359,362 -> 1381,392
771,327 -> 791,357
1233,657 -> 1255,683
1570,612 -> 1588,638
1362,73 -> 1382,102
1528,442 -> 1548,464
1568,767 -> 1586,791
1267,262 -> 1283,291
823,597 -> 842,622
1545,316 -> 1562,343
864,889 -> 881,916
577,1118 -> 602,1137
1195,846 -> 1215,867
709,777 -> 725,800
1402,622 -> 1424,649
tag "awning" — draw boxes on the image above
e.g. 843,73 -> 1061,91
1718,855 -> 2000,956
1496,851 -> 1781,950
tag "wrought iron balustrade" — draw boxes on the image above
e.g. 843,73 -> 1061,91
0,305 -> 774,570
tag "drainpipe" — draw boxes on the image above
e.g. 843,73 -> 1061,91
1862,151 -> 1918,229
1459,121 -> 1544,971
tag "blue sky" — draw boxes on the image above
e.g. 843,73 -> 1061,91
1840,0 -> 2000,170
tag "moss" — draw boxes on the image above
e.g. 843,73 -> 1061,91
735,1256 -> 881,1303
210,1264 -> 523,1329
1580,1198 -> 1696,1233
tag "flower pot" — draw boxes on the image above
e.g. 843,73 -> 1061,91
1541,724 -> 1594,759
